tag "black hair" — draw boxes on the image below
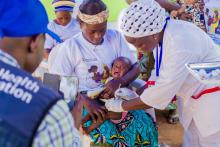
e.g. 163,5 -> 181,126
79,0 -> 107,15
112,57 -> 132,70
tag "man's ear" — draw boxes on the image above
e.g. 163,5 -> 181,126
28,34 -> 40,53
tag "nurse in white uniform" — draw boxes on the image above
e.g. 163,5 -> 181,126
105,0 -> 220,146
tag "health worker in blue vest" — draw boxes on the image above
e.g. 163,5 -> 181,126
0,0 -> 106,146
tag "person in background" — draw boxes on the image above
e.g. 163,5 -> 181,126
170,0 -> 206,31
126,0 -> 181,11
0,0 -> 105,146
44,0 -> 80,59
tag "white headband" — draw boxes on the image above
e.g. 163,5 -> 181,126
120,0 -> 166,38
78,9 -> 109,25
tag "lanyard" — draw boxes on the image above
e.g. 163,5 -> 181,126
156,42 -> 163,77
156,17 -> 170,77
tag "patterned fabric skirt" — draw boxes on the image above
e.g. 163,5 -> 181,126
83,110 -> 158,147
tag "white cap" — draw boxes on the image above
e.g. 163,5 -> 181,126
120,0 -> 166,38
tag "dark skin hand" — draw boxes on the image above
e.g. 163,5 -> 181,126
156,0 -> 181,12
100,63 -> 140,99
100,78 -> 124,99
136,85 -> 146,95
71,95 -> 83,129
122,97 -> 152,111
79,94 -> 108,123
82,111 -> 122,134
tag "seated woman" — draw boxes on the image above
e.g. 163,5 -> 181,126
49,0 -> 158,146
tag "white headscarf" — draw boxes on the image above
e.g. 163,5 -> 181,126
120,0 -> 166,38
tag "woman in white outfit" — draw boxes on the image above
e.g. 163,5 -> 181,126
44,0 -> 80,58
105,0 -> 220,146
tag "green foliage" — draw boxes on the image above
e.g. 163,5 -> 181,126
40,0 -> 128,22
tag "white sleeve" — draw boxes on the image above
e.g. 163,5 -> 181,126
44,22 -> 56,50
116,31 -> 137,65
140,48 -> 197,109
49,40 -> 80,76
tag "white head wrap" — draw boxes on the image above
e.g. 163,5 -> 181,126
120,0 -> 166,38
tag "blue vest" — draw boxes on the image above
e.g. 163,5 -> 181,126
0,60 -> 62,147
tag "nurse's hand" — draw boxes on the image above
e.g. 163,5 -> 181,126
100,79 -> 125,99
80,94 -> 107,123
136,85 -> 146,95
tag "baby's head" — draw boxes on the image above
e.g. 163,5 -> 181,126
52,0 -> 76,26
111,57 -> 132,79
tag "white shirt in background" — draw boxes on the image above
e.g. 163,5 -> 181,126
44,18 -> 80,50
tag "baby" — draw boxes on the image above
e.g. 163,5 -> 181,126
83,57 -> 139,133
107,57 -> 139,122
